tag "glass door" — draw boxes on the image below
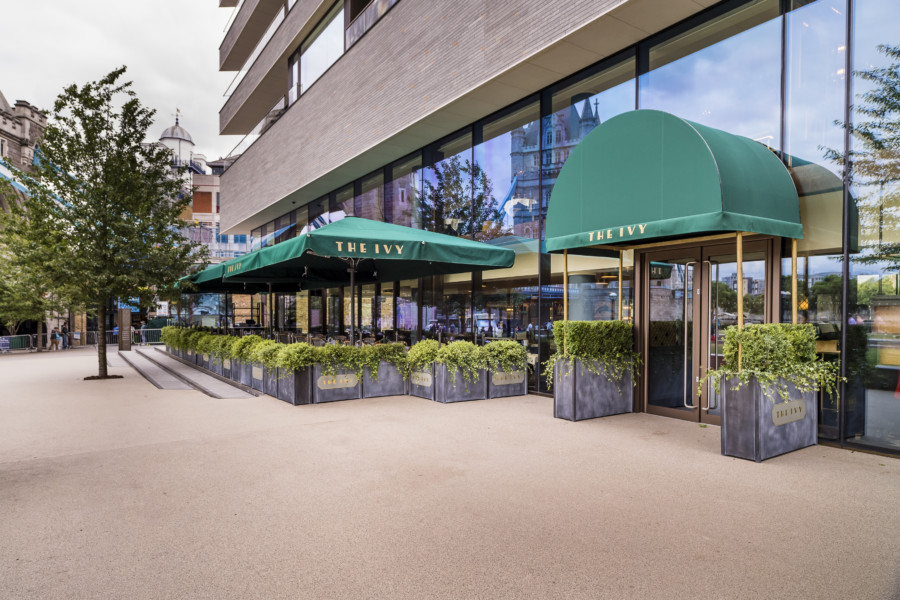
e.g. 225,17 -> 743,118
643,240 -> 770,424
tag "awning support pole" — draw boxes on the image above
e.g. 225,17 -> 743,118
267,283 -> 273,337
791,238 -> 798,325
563,250 -> 569,321
349,265 -> 356,345
618,250 -> 623,321
737,232 -> 743,372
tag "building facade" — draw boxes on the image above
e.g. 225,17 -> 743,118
0,89 -> 45,211
214,0 -> 900,455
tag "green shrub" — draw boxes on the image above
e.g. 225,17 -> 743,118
231,335 -> 264,362
484,340 -> 528,373
161,326 -> 180,348
358,343 -> 408,380
702,323 -> 841,402
215,335 -> 239,361
436,341 -> 489,388
407,339 -> 440,374
195,333 -> 216,355
276,343 -> 318,373
315,343 -> 360,378
250,340 -> 283,370
185,330 -> 207,352
543,320 -> 638,390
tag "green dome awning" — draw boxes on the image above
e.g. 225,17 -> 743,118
545,110 -> 803,253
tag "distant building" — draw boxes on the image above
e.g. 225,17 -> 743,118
0,89 -> 46,211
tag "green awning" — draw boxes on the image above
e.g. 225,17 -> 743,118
223,217 -> 516,287
545,110 -> 803,253
177,254 -> 284,294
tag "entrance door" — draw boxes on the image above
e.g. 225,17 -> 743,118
642,240 -> 770,424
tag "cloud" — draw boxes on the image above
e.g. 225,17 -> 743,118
0,0 -> 242,160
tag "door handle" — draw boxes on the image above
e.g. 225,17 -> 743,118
683,262 -> 697,409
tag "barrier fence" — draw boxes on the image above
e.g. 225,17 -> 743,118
0,329 -> 166,353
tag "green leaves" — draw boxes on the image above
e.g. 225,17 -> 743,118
483,340 -> 528,373
435,341 -> 490,388
358,343 -> 408,380
543,320 -> 639,390
407,339 -> 440,373
702,323 -> 842,402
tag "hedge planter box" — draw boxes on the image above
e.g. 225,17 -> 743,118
311,365 -> 362,403
721,376 -> 817,463
250,363 -> 266,392
363,361 -> 407,398
264,367 -> 278,397
409,363 -> 487,403
276,368 -> 313,406
221,357 -> 232,380
488,368 -> 528,399
210,357 -> 224,376
553,359 -> 633,421
238,360 -> 252,387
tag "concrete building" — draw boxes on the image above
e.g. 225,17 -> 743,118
212,0 -> 900,456
0,89 -> 45,211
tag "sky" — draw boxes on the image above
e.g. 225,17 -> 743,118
0,1 -> 242,161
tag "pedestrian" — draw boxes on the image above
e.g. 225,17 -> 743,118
139,320 -> 147,345
49,327 -> 60,351
130,323 -> 137,346
61,321 -> 69,350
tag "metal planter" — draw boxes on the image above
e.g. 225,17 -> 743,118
221,357 -> 232,380
721,376 -> 817,462
264,366 -> 278,396
275,367 -> 312,405
434,363 -> 487,403
553,359 -> 633,421
311,365 -> 362,403
408,364 -> 435,400
250,362 -> 265,392
488,367 -> 528,399
238,360 -> 252,387
210,356 -> 224,376
363,361 -> 407,398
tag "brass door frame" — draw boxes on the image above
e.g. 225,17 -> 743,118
636,237 -> 776,424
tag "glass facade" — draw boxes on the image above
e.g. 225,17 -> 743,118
289,2 -> 344,103
215,0 -> 899,454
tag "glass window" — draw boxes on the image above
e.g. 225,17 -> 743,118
422,132 -> 473,237
544,57 -> 636,213
378,282 -> 395,340
356,171 -> 385,222
396,279 -> 419,345
299,2 -> 344,95
387,154 -> 422,228
306,196 -> 329,232
843,0 -> 900,452
474,102 -> 541,242
328,185 -> 355,222
640,0 -> 781,147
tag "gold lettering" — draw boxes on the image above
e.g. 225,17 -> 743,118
597,230 -> 604,240
347,242 -> 356,252
589,231 -> 595,242
607,229 -> 613,239
639,224 -> 647,234
620,227 -> 624,237
628,226 -> 635,235
336,241 -> 344,251
383,244 -> 392,254
396,245 -> 403,254
360,243 -> 367,253
375,244 -> 380,254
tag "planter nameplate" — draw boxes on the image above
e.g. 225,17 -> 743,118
411,370 -> 433,387
492,371 -> 525,386
203,354 -> 209,362
317,373 -> 358,390
223,359 -> 231,369
772,399 -> 806,426
252,366 -> 263,380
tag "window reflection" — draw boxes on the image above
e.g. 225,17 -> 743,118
387,154 -> 422,228
289,2 -> 344,100
640,0 -> 781,147
422,133 -> 473,237
844,0 -> 900,451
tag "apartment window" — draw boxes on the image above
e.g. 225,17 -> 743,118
0,138 -> 6,157
288,2 -> 344,102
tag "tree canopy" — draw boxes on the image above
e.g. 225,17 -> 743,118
0,67 -> 205,377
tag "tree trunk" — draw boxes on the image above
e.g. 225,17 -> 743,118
97,300 -> 108,378
36,319 -> 43,352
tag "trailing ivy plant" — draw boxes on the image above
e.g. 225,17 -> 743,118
250,339 -> 283,370
315,344 -> 361,378
231,335 -> 264,363
213,335 -> 238,364
407,339 -> 440,374
436,341 -> 490,389
275,343 -> 318,374
543,320 -> 639,390
358,343 -> 408,380
700,323 -> 842,402
484,340 -> 528,374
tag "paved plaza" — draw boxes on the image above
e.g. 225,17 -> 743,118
1,350 -> 899,599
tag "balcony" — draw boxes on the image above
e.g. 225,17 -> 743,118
220,0 -> 285,72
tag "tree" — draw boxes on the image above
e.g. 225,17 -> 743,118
420,155 -> 503,239
0,67 -> 205,378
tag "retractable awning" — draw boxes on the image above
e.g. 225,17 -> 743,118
545,110 -> 803,254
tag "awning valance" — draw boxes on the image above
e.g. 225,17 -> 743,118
545,110 -> 803,253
